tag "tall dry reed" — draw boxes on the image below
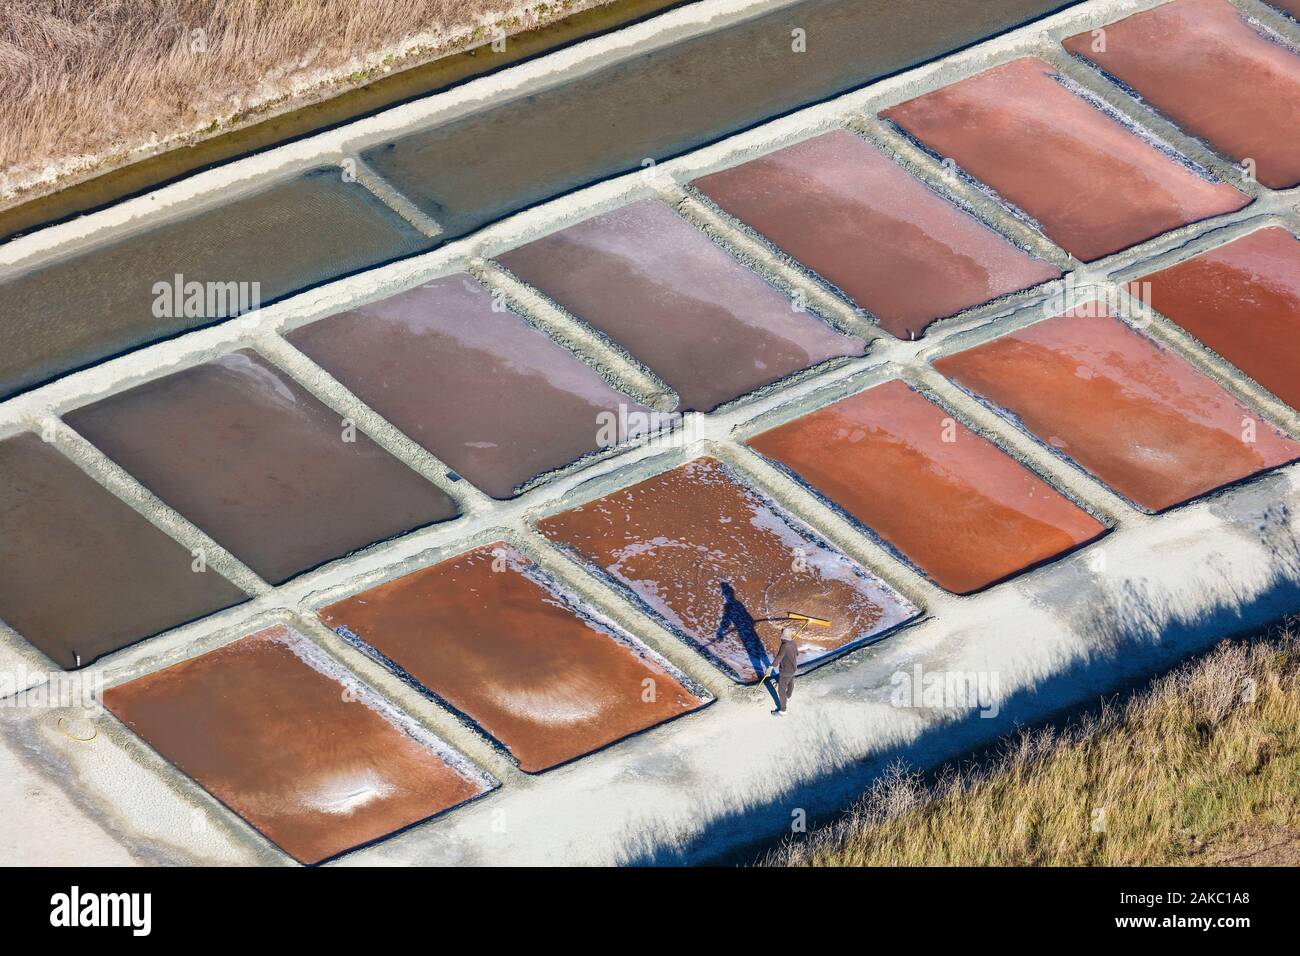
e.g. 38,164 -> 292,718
0,0 -> 609,196
767,625 -> 1300,866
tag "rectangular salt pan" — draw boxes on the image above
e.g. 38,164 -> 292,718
104,625 -> 489,864
538,456 -> 918,681
320,543 -> 708,772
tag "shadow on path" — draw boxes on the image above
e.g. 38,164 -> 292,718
713,581 -> 780,708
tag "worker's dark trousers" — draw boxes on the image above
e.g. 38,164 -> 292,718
777,672 -> 795,711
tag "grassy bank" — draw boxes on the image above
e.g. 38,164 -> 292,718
765,623 -> 1300,866
0,0 -> 615,202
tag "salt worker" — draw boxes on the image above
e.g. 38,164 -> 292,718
769,627 -> 799,716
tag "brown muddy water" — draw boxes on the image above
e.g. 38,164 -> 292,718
0,433 -> 246,669
320,543 -> 707,773
287,272 -> 649,497
497,199 -> 863,411
104,625 -> 488,864
65,350 -> 457,584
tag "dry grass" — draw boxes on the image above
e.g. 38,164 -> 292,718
765,623 -> 1300,866
0,0 -> 613,198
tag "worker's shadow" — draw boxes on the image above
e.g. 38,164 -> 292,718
714,582 -> 781,709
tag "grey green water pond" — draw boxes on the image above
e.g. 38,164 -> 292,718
0,169 -> 430,399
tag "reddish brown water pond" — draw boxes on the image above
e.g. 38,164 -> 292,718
747,380 -> 1106,594
882,57 -> 1249,261
934,309 -> 1300,511
320,543 -> 706,773
1064,0 -> 1300,190
691,130 -> 1059,340
1135,227 -> 1300,412
538,457 -> 918,681
104,625 -> 487,864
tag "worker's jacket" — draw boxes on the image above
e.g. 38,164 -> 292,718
772,638 -> 799,676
